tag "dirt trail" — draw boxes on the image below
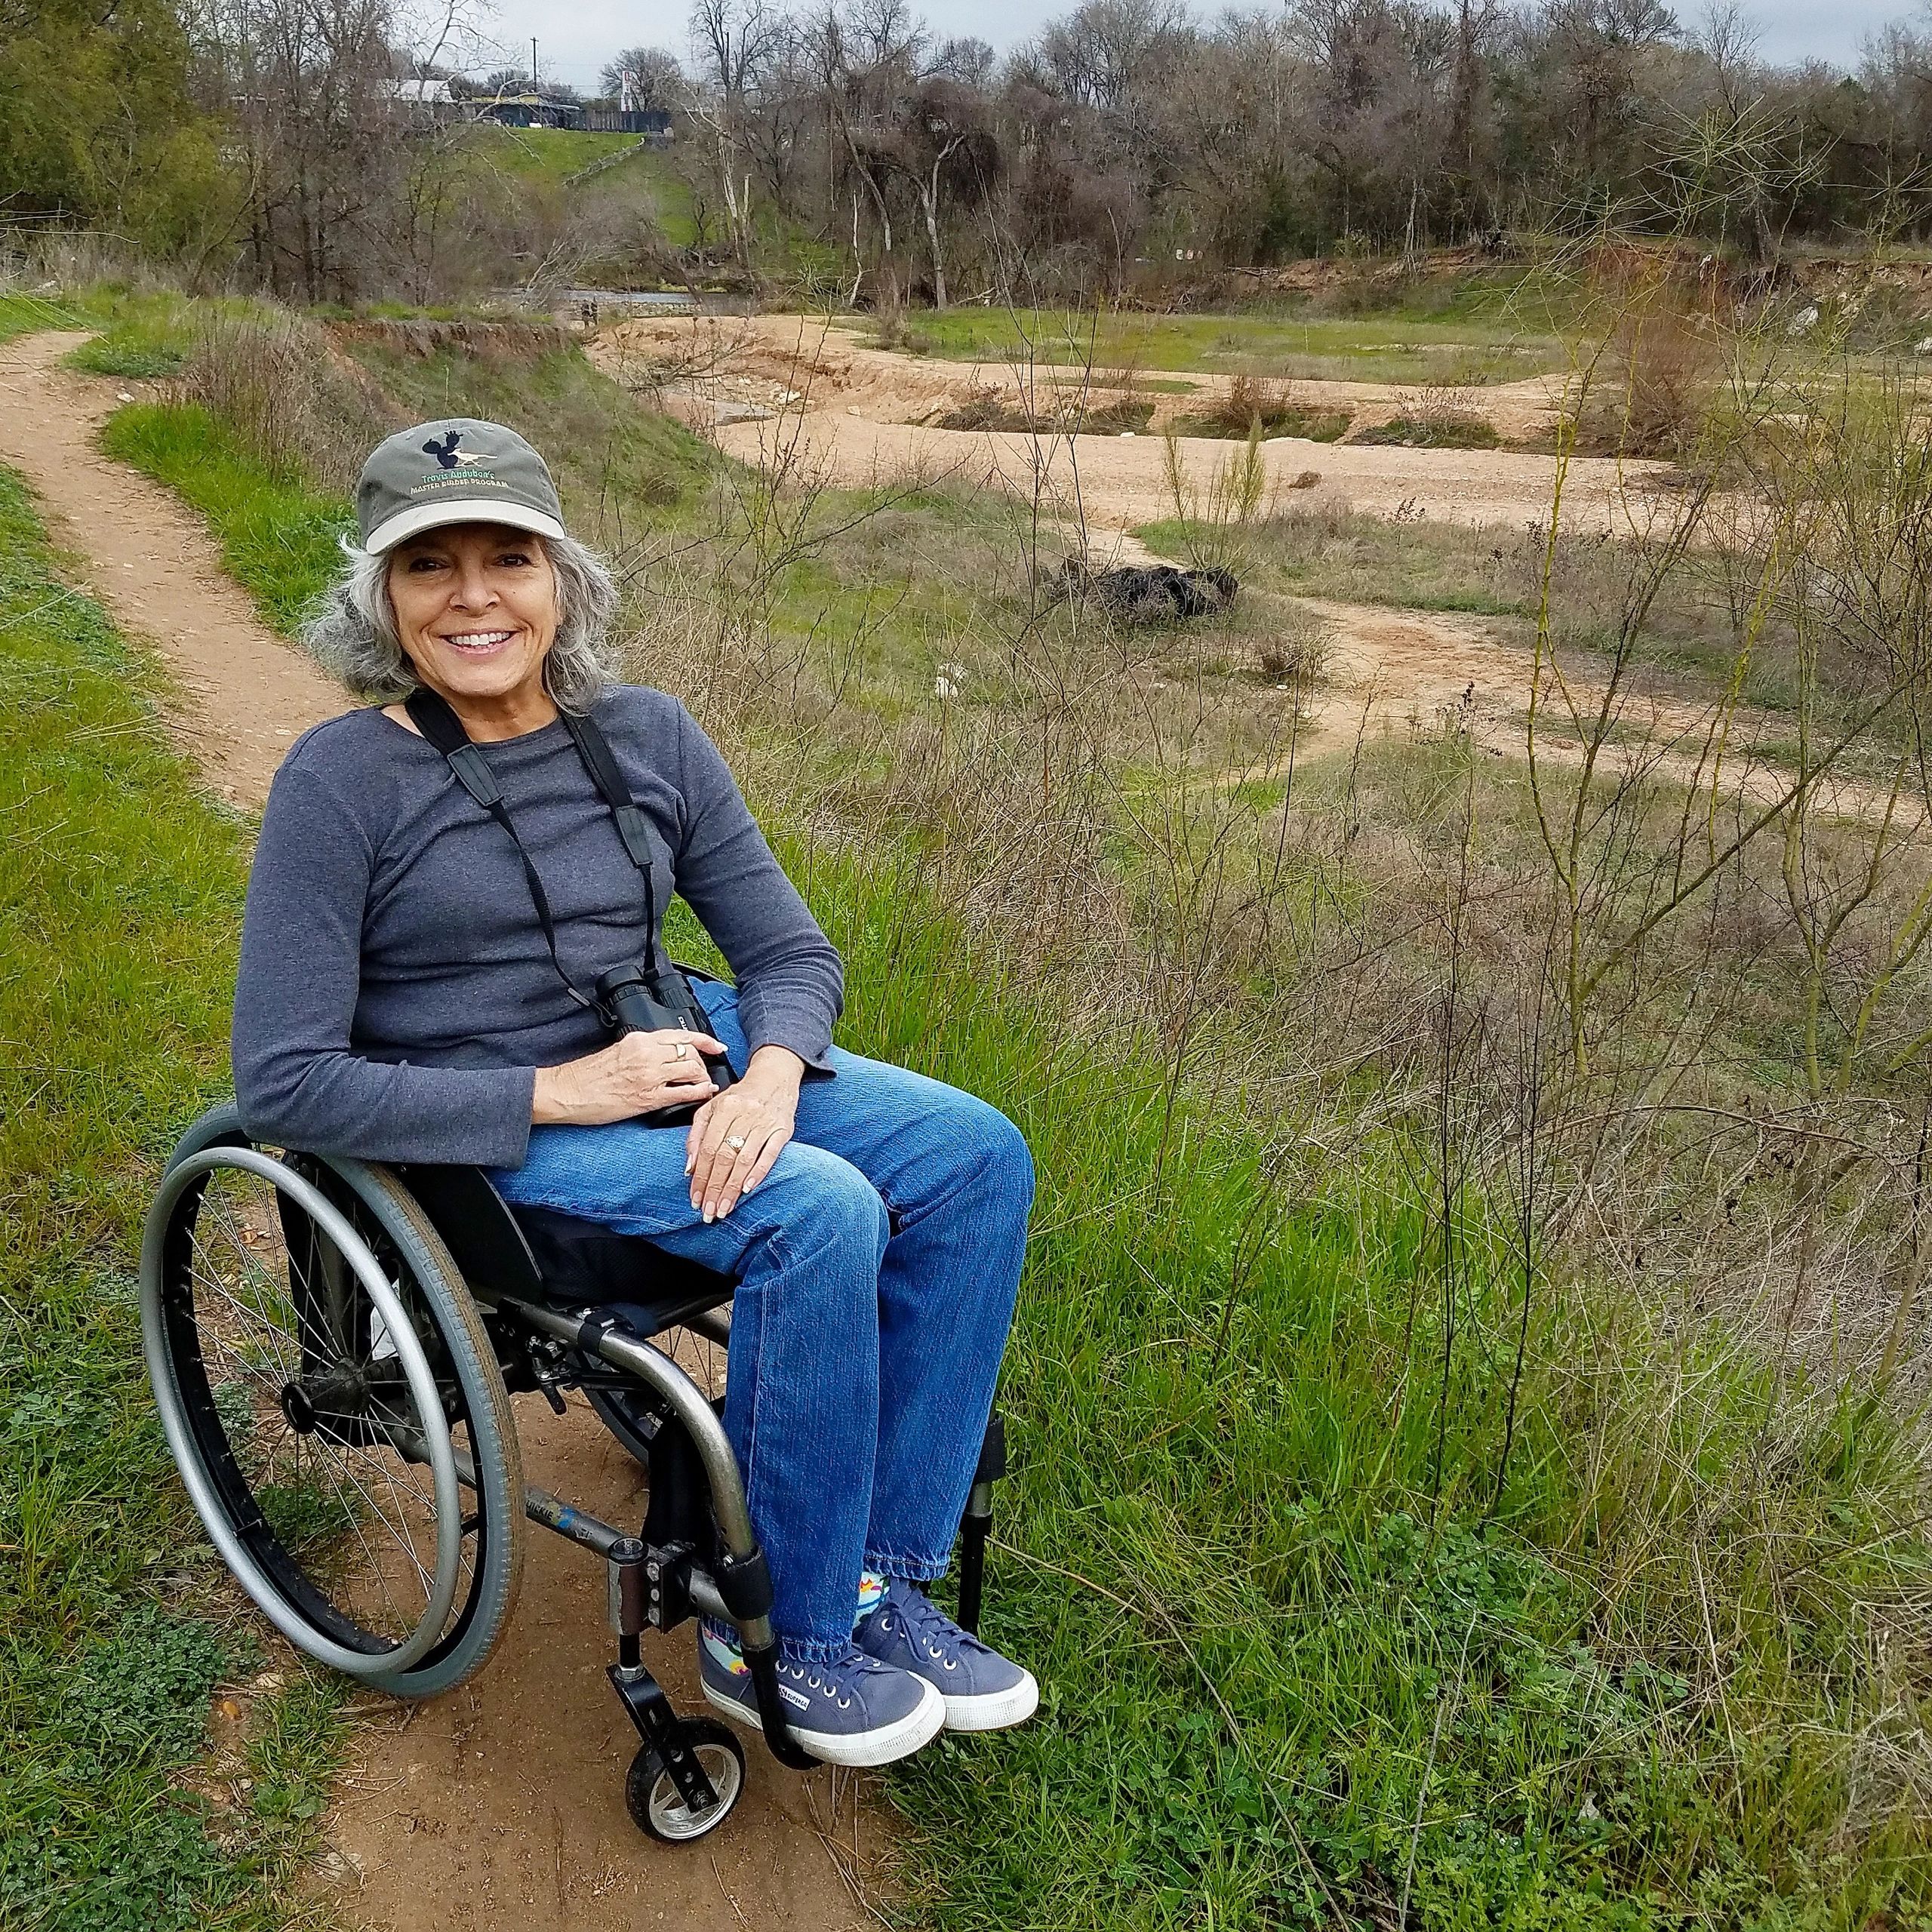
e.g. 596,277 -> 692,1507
586,314 -> 1666,540
0,331 -> 881,1932
0,332 -> 342,802
1277,595 -> 1918,826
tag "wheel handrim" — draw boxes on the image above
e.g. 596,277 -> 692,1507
141,1146 -> 464,1676
649,1743 -> 743,1839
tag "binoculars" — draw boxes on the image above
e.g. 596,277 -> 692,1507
595,961 -> 737,1128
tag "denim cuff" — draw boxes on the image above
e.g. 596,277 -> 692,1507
703,1614 -> 853,1666
780,1632 -> 855,1664
863,1543 -> 951,1586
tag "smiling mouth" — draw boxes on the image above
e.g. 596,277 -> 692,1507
440,629 -> 518,656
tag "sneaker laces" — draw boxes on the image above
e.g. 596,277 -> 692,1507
787,1647 -> 867,1709
890,1583 -> 989,1671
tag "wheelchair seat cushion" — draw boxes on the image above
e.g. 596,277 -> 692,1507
509,1202 -> 736,1336
391,1162 -> 734,1340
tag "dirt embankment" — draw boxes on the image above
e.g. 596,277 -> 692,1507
585,314 -> 1665,539
592,309 -> 1573,441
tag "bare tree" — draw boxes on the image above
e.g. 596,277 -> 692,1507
598,44 -> 682,109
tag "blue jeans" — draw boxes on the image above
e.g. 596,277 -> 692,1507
493,982 -> 1033,1661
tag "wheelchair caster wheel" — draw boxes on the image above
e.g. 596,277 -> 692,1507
626,1719 -> 746,1843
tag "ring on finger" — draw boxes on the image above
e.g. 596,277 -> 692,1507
672,1040 -> 689,1060
725,1134 -> 748,1152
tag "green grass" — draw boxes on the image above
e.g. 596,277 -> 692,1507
0,285 -> 207,373
878,305 -> 1568,386
466,124 -> 652,189
85,334 -> 1932,1931
749,832 -> 1932,1932
0,291 -> 99,343
63,292 -> 204,378
463,125 -> 702,251
100,405 -> 353,633
0,463 -> 346,1930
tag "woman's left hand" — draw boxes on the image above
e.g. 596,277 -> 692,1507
686,1046 -> 805,1222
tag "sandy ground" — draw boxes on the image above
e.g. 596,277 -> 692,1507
586,313 -> 1671,542
0,331 -> 884,1932
590,310 -> 1574,442
589,315 -> 1909,826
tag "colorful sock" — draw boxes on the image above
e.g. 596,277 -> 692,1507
854,1567 -> 889,1626
701,1619 -> 750,1678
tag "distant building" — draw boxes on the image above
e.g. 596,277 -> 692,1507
578,108 -> 673,140
478,92 -> 583,129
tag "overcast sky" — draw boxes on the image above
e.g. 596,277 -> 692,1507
472,2 -> 1918,93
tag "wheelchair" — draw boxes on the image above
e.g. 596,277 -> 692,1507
140,1101 -> 1008,1844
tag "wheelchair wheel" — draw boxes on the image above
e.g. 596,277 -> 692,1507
625,1719 -> 745,1844
142,1119 -> 523,1696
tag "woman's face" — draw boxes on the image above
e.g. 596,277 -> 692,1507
387,522 -> 559,712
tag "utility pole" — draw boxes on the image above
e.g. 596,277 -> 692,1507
531,36 -> 539,85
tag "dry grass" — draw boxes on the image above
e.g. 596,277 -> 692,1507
934,386 -> 1156,435
172,310 -> 396,492
1354,386 -> 1501,448
1566,301 -> 1721,460
1177,372 -> 1352,441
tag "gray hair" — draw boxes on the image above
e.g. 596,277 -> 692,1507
301,527 -> 620,712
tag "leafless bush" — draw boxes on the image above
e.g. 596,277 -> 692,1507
1355,386 -> 1500,448
1257,605 -> 1331,685
174,310 -> 396,491
1567,303 -> 1721,460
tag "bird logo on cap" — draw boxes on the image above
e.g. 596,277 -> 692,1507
422,429 -> 491,470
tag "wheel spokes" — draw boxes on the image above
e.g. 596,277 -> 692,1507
178,1167 -> 478,1651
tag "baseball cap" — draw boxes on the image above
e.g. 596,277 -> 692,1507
355,417 -> 568,554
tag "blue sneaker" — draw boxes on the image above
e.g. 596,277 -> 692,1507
854,1579 -> 1040,1732
697,1623 -> 944,1767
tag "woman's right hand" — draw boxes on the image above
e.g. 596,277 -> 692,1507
532,1028 -> 728,1126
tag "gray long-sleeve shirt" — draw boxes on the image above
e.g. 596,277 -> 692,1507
231,686 -> 843,1169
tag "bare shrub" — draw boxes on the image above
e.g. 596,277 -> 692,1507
174,310 -> 396,491
1569,303 -> 1719,460
1182,374 -> 1352,442
1355,387 -> 1500,448
935,383 -> 1006,430
937,386 -> 1155,435
1257,605 -> 1331,685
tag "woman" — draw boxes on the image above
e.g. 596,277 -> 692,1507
232,417 -> 1038,1769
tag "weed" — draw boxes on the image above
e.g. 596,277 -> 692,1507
1354,393 -> 1502,448
936,389 -> 1156,435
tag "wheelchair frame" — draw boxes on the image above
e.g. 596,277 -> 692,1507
141,1104 -> 1006,1843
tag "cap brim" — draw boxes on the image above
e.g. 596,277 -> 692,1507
365,499 -> 568,555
